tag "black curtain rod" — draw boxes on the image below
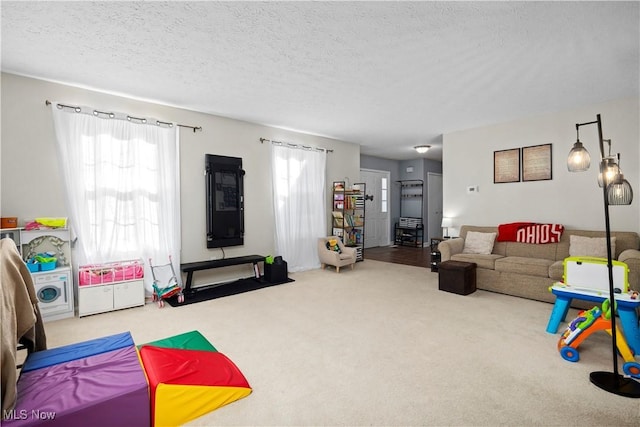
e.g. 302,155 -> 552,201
45,100 -> 202,132
259,137 -> 333,153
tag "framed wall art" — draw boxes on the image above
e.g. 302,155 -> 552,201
522,143 -> 552,182
494,148 -> 521,183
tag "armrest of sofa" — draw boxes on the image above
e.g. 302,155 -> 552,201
438,238 -> 464,262
619,249 -> 640,289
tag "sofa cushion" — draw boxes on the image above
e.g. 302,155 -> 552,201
569,235 -> 616,258
557,230 -> 637,260
548,260 -> 564,281
504,241 -> 557,261
494,256 -> 554,278
451,253 -> 503,270
462,231 -> 497,255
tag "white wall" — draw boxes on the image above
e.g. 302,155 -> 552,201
442,97 -> 639,235
0,73 -> 361,273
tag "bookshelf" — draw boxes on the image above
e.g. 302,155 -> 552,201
394,179 -> 424,248
331,181 -> 365,261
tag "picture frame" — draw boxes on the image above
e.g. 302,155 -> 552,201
494,148 -> 521,183
522,143 -> 552,182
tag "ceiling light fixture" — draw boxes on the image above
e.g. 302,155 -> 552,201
414,145 -> 430,154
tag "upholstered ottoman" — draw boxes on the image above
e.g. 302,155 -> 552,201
139,330 -> 252,427
5,332 -> 149,427
438,260 -> 477,295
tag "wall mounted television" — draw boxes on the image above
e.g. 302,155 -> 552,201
205,154 -> 245,248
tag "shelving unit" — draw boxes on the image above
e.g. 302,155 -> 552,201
332,181 -> 366,261
394,222 -> 424,247
395,180 -> 424,248
399,179 -> 424,202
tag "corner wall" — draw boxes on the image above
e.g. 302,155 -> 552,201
442,97 -> 639,235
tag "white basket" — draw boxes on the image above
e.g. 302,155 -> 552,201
399,217 -> 421,229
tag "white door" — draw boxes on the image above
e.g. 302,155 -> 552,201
360,169 -> 390,248
427,173 -> 443,241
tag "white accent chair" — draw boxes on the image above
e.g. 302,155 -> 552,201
318,236 -> 357,272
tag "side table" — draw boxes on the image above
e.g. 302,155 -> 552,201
430,237 -> 445,272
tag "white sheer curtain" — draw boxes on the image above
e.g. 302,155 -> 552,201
51,104 -> 181,293
271,144 -> 327,272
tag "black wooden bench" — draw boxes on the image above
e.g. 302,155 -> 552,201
181,255 -> 265,293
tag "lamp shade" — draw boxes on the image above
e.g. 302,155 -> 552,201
441,217 -> 453,228
598,157 -> 619,188
608,174 -> 633,205
567,141 -> 591,172
414,145 -> 430,154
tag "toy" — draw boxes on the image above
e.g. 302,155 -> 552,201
138,331 -> 251,426
557,299 -> 640,378
13,332 -> 149,426
326,239 -> 341,253
149,256 -> 184,307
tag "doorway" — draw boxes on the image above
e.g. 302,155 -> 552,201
360,168 -> 391,248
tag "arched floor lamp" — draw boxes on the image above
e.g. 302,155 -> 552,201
567,114 -> 640,398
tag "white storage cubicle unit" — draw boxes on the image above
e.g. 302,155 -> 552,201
77,259 -> 145,317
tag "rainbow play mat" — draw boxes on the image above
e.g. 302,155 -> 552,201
6,331 -> 251,427
139,330 -> 252,426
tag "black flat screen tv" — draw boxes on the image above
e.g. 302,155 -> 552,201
205,154 -> 245,248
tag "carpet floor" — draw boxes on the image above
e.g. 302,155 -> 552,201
43,260 -> 640,426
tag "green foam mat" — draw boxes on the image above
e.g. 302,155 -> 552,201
138,330 -> 217,352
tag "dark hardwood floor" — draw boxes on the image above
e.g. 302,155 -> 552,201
364,245 -> 433,268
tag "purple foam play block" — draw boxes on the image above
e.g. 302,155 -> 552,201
4,346 -> 149,427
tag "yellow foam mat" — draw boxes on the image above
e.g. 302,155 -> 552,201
154,383 -> 252,426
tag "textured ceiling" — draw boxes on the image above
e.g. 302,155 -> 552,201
2,1 -> 638,160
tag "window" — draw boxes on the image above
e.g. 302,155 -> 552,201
381,177 -> 388,213
84,134 -> 163,255
51,105 -> 181,291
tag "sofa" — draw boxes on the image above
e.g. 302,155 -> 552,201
438,225 -> 640,305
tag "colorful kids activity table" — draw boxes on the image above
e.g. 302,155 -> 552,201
547,283 -> 640,353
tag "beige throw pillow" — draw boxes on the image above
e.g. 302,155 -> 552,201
569,235 -> 616,258
462,231 -> 497,255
